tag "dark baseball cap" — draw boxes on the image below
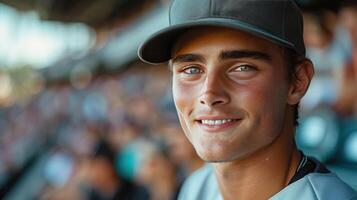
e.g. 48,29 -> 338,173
138,0 -> 305,64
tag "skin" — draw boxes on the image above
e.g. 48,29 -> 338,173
171,26 -> 314,199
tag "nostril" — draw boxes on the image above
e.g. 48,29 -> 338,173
200,99 -> 225,106
199,91 -> 230,106
211,100 -> 224,106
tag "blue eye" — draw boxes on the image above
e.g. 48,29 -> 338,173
183,66 -> 203,74
234,65 -> 255,72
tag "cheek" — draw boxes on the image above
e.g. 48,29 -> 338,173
172,78 -> 198,115
257,81 -> 287,108
172,79 -> 197,138
237,76 -> 289,124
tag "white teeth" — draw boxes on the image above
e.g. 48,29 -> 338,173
201,119 -> 235,125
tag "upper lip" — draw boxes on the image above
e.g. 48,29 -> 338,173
195,115 -> 242,121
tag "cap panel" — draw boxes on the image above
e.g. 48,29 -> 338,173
170,0 -> 212,24
212,0 -> 285,40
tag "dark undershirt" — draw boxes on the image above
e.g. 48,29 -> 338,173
288,152 -> 330,185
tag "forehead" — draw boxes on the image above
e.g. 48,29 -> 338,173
172,26 -> 282,58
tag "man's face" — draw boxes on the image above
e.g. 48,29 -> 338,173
171,27 -> 292,162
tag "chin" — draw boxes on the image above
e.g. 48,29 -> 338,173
195,141 -> 264,163
195,147 -> 239,163
200,155 -> 237,163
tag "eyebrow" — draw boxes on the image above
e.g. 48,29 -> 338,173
219,50 -> 272,61
171,50 -> 272,65
171,54 -> 205,64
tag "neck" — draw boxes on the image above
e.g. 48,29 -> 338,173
213,124 -> 301,200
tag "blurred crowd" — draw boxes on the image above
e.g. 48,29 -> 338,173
0,64 -> 204,200
301,1 -> 357,116
1,1 -> 357,200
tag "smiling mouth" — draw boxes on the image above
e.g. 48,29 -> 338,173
196,118 -> 242,132
199,119 -> 239,125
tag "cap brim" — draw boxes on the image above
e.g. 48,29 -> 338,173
138,18 -> 295,65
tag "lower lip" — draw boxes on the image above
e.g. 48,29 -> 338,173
197,120 -> 242,132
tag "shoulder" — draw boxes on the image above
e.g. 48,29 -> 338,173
178,164 -> 222,200
271,173 -> 357,200
306,173 -> 357,200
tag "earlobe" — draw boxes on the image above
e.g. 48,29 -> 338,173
287,59 -> 314,105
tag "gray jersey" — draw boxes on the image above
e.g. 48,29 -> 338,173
178,164 -> 357,200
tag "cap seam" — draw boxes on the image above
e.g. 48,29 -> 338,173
169,0 -> 175,25
211,0 -> 218,16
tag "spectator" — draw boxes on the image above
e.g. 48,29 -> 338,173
336,1 -> 357,116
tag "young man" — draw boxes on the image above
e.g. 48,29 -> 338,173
138,0 -> 357,199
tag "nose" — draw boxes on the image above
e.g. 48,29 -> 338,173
198,72 -> 230,107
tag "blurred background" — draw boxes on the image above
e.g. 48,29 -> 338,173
0,0 -> 356,199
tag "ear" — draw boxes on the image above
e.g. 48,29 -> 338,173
287,59 -> 314,105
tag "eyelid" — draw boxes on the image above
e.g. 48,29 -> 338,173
179,64 -> 202,72
173,63 -> 195,70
